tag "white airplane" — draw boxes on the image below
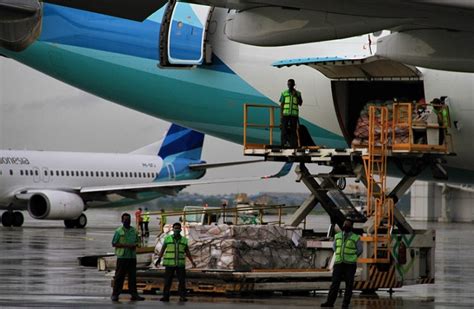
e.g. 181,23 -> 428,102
1,1 -> 473,184
0,123 -> 290,228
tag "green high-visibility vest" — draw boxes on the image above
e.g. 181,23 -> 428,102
281,89 -> 301,117
114,226 -> 139,259
334,232 -> 360,264
163,235 -> 188,267
436,107 -> 450,128
142,211 -> 150,223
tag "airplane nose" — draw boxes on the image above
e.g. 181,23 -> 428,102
0,0 -> 42,52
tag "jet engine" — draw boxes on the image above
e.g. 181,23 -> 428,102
0,0 -> 42,52
28,190 -> 85,220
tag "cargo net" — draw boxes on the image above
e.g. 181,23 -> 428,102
352,100 -> 411,147
153,225 -> 316,271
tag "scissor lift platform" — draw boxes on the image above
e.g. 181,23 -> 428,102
244,146 -> 367,164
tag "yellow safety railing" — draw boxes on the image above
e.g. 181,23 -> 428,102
243,103 -> 280,150
392,103 -> 413,152
392,102 -> 450,153
148,204 -> 302,228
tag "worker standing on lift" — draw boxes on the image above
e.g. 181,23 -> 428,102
280,79 -> 303,148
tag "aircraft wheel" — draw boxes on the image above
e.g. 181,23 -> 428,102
1,212 -> 13,227
64,219 -> 76,229
12,212 -> 24,227
75,214 -> 87,229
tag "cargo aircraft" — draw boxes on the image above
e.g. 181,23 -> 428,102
0,124 -> 290,228
1,1 -> 474,185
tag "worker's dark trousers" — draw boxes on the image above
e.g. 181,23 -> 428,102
162,266 -> 186,299
281,116 -> 298,147
139,222 -> 145,235
143,222 -> 149,237
325,263 -> 357,306
112,258 -> 138,296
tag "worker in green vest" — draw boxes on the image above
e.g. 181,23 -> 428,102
279,79 -> 303,148
111,213 -> 145,302
159,208 -> 167,234
155,222 -> 196,302
432,98 -> 451,145
322,218 -> 362,308
142,208 -> 151,237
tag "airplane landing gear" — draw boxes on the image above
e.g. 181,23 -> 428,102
1,211 -> 24,227
64,213 -> 87,229
76,213 -> 87,228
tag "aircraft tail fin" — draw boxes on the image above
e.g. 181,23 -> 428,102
158,124 -> 204,160
131,124 -> 204,160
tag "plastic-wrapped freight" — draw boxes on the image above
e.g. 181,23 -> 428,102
153,225 -> 316,271
352,100 -> 411,147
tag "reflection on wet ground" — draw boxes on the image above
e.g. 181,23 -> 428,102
0,209 -> 472,308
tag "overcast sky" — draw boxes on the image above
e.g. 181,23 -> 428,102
0,58 -> 317,195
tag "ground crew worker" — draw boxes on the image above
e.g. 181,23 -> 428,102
159,208 -> 167,233
280,79 -> 303,148
321,219 -> 362,308
134,207 -> 144,236
155,222 -> 196,302
111,213 -> 145,302
432,98 -> 451,145
142,208 -> 151,237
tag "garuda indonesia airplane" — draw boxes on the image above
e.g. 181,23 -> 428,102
1,0 -> 474,183
0,124 -> 290,228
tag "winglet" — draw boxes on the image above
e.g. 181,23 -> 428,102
261,162 -> 293,179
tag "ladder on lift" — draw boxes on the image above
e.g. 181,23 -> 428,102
360,105 -> 394,264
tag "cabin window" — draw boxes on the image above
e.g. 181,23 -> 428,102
35,170 -> 39,176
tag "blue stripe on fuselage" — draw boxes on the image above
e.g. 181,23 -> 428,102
40,4 -> 234,74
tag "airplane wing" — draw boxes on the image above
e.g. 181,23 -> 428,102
41,0 -> 474,30
79,162 -> 293,196
188,159 -> 264,170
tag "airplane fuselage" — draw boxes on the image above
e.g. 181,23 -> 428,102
0,149 -> 200,208
2,4 -> 474,184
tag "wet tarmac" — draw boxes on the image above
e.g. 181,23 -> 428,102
0,209 -> 473,308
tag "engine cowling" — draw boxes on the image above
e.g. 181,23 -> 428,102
0,0 -> 42,52
28,190 -> 85,220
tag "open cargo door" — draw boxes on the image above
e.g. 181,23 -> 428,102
273,55 -> 421,81
159,0 -> 213,67
273,55 -> 424,143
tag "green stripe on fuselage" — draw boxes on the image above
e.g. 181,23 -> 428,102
3,42 -> 346,147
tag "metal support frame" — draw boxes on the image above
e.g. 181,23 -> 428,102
287,163 -> 362,228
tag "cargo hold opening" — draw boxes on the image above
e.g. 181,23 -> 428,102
331,80 -> 425,145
